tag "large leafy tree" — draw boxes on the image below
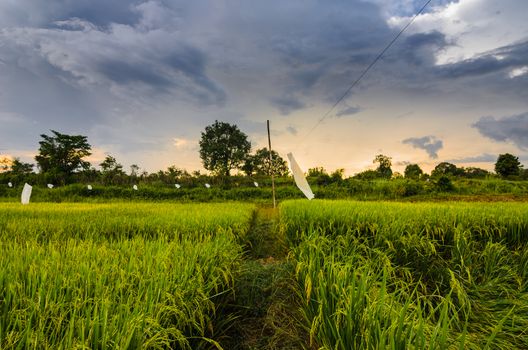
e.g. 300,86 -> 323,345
374,154 -> 392,179
495,153 -> 521,178
35,130 -> 92,176
10,158 -> 34,175
199,121 -> 251,176
431,162 -> 461,177
244,148 -> 288,176
404,164 -> 423,179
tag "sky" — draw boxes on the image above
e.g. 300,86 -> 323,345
0,0 -> 527,175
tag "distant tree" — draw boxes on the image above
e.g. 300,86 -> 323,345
99,155 -> 125,185
431,162 -> 460,177
100,155 -> 124,174
374,154 -> 392,179
462,167 -> 490,179
246,148 -> 289,177
0,157 -> 11,173
436,175 -> 454,192
10,158 -> 34,175
495,153 -> 521,178
307,167 -> 328,177
404,164 -> 423,179
130,164 -> 140,177
307,167 -> 332,185
353,169 -> 380,180
330,168 -> 345,183
35,130 -> 92,179
199,121 -> 251,176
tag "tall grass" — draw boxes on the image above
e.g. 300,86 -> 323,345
0,202 -> 255,349
280,200 -> 528,349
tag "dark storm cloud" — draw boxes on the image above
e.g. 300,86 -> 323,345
0,0 -> 140,27
402,136 -> 443,159
0,17 -> 226,106
473,112 -> 528,150
335,105 -> 362,118
437,41 -> 528,78
271,96 -> 306,115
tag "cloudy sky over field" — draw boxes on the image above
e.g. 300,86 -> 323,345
1,0 -> 527,174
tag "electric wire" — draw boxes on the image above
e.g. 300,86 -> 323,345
300,0 -> 434,142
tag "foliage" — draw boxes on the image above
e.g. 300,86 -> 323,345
495,153 -> 521,178
462,166 -> 490,178
199,120 -> 251,176
10,158 -> 34,175
0,202 -> 255,348
373,154 -> 392,178
431,162 -> 462,177
0,156 -> 11,172
404,163 -> 423,179
352,169 -> 380,180
280,200 -> 528,349
243,148 -> 289,177
34,130 -> 92,183
99,155 -> 126,185
436,175 -> 454,192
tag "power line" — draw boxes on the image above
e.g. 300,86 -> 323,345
301,0 -> 434,140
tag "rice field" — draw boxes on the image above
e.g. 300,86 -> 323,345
0,202 -> 255,349
280,200 -> 528,349
2,199 -> 528,349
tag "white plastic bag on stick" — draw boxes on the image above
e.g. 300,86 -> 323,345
254,182 -> 259,187
47,184 -> 54,189
205,183 -> 211,188
287,153 -> 314,200
133,185 -> 138,191
8,182 -> 13,188
87,185 -> 93,190
21,183 -> 32,205
175,184 -> 181,189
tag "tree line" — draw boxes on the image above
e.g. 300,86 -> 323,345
1,121 -> 526,187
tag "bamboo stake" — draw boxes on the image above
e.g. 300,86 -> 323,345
267,120 -> 276,208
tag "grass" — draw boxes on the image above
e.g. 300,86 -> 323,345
0,202 -> 255,349
2,199 -> 528,348
280,200 -> 528,349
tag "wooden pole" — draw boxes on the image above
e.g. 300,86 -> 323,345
267,120 -> 276,208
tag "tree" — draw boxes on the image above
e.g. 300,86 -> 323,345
100,155 -> 123,174
330,168 -> 345,183
0,157 -> 12,173
246,148 -> 289,176
35,130 -> 92,177
431,162 -> 460,177
374,154 -> 392,179
353,169 -> 379,180
199,121 -> 251,176
99,155 -> 125,185
404,164 -> 423,179
307,167 -> 331,185
495,153 -> 521,178
462,167 -> 490,179
10,158 -> 34,175
130,164 -> 140,177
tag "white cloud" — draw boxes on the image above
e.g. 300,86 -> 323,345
509,66 -> 528,79
389,0 -> 528,65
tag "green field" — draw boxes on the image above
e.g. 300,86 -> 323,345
0,202 -> 255,349
280,200 -> 528,349
1,200 -> 528,349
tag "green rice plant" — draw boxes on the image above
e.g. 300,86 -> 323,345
0,202 -> 256,349
281,200 -> 528,349
0,202 -> 254,242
